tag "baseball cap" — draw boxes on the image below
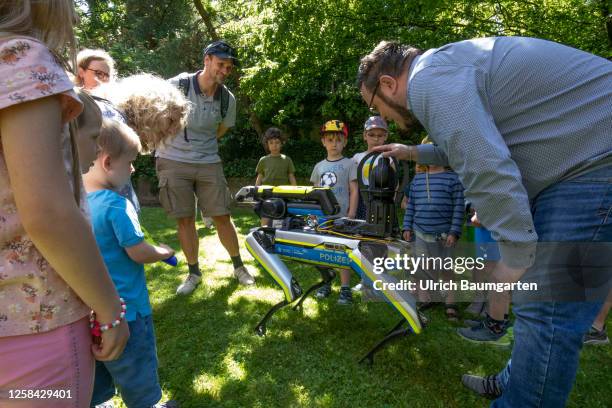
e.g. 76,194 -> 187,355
321,120 -> 348,139
203,40 -> 240,66
364,116 -> 388,131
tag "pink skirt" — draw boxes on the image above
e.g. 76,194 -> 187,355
0,316 -> 94,407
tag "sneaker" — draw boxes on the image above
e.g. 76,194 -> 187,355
465,301 -> 486,316
461,374 -> 502,399
464,317 -> 513,329
234,265 -> 255,285
457,320 -> 511,347
584,325 -> 609,345
352,281 -> 363,292
463,318 -> 483,328
337,286 -> 353,305
176,274 -> 201,295
315,283 -> 332,299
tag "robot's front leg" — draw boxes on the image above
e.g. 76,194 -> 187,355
292,267 -> 336,311
245,229 -> 302,336
348,244 -> 424,365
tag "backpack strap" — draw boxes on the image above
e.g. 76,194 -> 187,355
178,76 -> 191,97
214,84 -> 230,120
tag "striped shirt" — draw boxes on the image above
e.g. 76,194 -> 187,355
403,171 -> 465,237
408,37 -> 612,268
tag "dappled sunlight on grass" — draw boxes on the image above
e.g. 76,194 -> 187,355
227,286 -> 283,306
289,383 -> 312,406
129,207 -> 612,408
222,351 -> 247,381
192,372 -> 226,401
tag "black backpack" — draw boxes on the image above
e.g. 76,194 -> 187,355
178,73 -> 230,142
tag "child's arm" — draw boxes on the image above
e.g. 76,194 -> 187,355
310,166 -> 320,187
126,242 -> 174,264
109,197 -> 173,264
449,177 -> 466,238
0,96 -> 128,360
287,157 -> 297,186
347,161 -> 359,218
402,183 -> 415,239
348,180 -> 358,219
255,157 -> 264,186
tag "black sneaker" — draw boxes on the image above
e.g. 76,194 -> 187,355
315,283 -> 332,299
584,325 -> 609,345
457,321 -> 511,347
461,374 -> 502,399
337,286 -> 353,305
464,317 -> 513,329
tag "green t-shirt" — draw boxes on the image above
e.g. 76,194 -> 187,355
256,154 -> 295,186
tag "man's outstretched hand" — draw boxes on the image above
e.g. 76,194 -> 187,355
371,144 -> 413,161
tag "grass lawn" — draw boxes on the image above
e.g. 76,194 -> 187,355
110,206 -> 611,408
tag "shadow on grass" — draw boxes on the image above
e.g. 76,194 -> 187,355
140,207 -> 611,408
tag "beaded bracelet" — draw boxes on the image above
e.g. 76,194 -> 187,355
90,298 -> 126,338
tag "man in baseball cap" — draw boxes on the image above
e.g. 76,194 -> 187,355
203,40 -> 240,66
157,39 -> 256,295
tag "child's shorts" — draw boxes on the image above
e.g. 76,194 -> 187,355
474,227 -> 501,261
90,313 -> 161,408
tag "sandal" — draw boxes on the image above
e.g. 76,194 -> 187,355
445,304 -> 460,321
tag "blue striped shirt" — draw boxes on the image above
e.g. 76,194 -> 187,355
408,37 -> 612,268
403,171 -> 465,237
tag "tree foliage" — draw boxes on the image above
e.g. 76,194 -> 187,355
76,0 -> 611,178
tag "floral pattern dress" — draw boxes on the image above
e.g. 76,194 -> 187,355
0,37 -> 90,337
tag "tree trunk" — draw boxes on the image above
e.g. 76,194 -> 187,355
193,0 -> 219,41
191,0 -> 264,135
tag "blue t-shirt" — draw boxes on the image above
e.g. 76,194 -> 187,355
87,189 -> 151,321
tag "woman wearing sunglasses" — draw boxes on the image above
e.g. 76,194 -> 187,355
76,48 -> 115,90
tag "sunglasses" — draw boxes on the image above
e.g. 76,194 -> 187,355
87,68 -> 110,81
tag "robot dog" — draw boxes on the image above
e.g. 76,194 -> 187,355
236,152 -> 425,364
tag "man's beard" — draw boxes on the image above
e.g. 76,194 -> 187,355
215,74 -> 226,85
378,92 -> 422,137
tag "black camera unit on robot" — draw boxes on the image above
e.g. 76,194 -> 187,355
356,151 -> 401,238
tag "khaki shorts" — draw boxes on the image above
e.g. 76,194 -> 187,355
156,158 -> 232,218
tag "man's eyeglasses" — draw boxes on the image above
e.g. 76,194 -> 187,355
87,68 -> 110,81
368,79 -> 380,114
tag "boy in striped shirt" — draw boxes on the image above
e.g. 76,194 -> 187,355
402,156 -> 465,320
